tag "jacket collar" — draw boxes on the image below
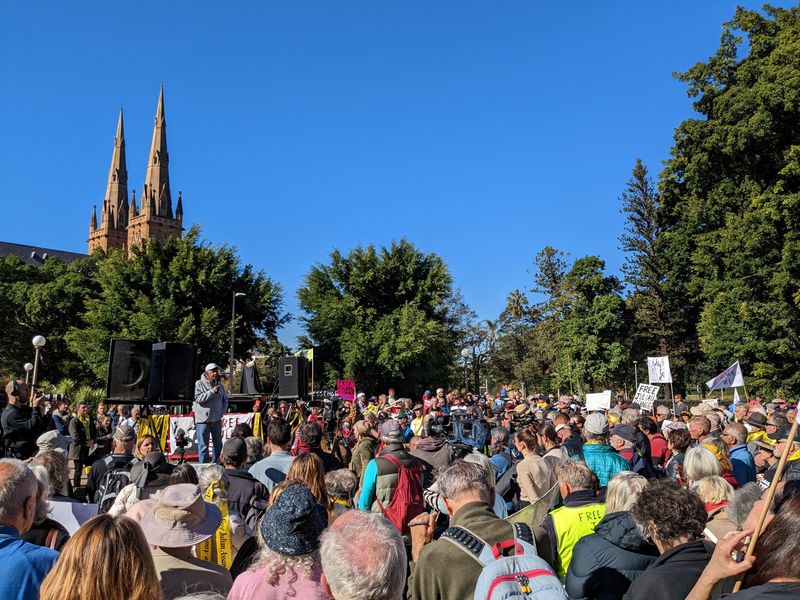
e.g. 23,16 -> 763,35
652,538 -> 712,567
451,501 -> 497,527
563,489 -> 599,507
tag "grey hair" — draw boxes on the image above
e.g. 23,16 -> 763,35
198,464 -> 227,503
245,436 -> 264,464
325,468 -> 358,502
729,483 -> 764,529
723,424 -> 747,445
320,510 -> 406,600
622,408 -> 640,424
696,475 -> 734,505
0,458 -> 37,520
605,471 -> 647,513
28,464 -> 51,525
436,460 -> 493,502
172,593 -> 227,600
684,446 -> 722,482
704,411 -> 721,428
490,426 -> 509,444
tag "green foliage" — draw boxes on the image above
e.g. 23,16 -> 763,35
660,4 -> 800,394
67,226 -> 287,383
298,239 -> 461,394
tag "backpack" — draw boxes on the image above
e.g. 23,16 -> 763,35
374,453 -> 424,536
442,523 -> 567,600
95,456 -> 137,513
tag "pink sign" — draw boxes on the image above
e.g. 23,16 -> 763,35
336,379 -> 355,401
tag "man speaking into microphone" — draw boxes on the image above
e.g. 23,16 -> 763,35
193,363 -> 228,463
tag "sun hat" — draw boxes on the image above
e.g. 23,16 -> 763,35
130,451 -> 176,491
260,484 -> 327,556
139,484 -> 222,548
746,413 -> 767,428
585,413 -> 610,436
690,402 -> 714,416
353,420 -> 374,436
36,430 -> 69,455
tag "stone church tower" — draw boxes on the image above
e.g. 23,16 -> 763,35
88,87 -> 183,254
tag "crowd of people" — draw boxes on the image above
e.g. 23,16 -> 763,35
1,371 -> 799,599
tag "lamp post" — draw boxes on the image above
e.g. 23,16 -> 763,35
23,363 -> 33,384
460,348 -> 470,392
31,335 -> 46,397
633,361 -> 639,389
229,292 -> 246,386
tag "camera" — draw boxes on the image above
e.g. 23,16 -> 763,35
41,393 -> 65,403
174,428 -> 188,448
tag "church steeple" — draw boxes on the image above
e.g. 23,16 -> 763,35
90,205 -> 98,231
142,86 -> 172,218
105,108 -> 129,229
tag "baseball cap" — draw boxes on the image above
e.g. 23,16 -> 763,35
113,425 -> 136,443
204,363 -> 220,372
221,437 -> 247,464
353,420 -> 374,436
380,419 -> 403,442
585,413 -> 609,436
611,424 -> 637,443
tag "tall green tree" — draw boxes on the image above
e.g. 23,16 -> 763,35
659,4 -> 800,394
67,226 -> 286,383
619,159 -> 670,358
297,239 -> 460,394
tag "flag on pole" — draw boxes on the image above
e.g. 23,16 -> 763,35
294,348 -> 314,361
733,388 -> 741,405
647,356 -> 673,384
706,361 -> 744,391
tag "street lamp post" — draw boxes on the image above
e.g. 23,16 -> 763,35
31,335 -> 46,397
633,361 -> 639,389
229,292 -> 246,388
23,363 -> 33,384
460,348 -> 470,392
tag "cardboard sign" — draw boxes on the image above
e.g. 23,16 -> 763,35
166,412 -> 254,457
634,384 -> 660,411
586,390 -> 612,412
647,356 -> 673,384
336,379 -> 355,401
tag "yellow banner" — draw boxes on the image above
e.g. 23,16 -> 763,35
196,481 -> 232,569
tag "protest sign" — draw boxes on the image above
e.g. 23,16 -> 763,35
586,390 -> 612,412
633,384 -> 659,411
48,501 -> 98,535
647,356 -> 673,384
166,412 -> 254,458
336,379 -> 355,401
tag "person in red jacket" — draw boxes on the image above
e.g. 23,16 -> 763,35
637,418 -> 670,468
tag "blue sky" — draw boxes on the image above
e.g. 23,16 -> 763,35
0,2 -> 788,347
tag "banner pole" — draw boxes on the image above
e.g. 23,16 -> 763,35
732,417 -> 799,592
742,382 -> 750,403
669,382 -> 675,415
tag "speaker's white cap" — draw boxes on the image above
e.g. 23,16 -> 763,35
205,363 -> 220,372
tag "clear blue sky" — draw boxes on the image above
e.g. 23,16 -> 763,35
0,2 -> 788,347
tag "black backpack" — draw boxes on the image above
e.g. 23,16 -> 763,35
95,456 -> 138,513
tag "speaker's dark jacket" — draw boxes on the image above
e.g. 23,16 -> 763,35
2,404 -> 44,459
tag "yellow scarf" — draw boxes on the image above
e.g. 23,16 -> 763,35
196,482 -> 232,568
78,414 -> 91,436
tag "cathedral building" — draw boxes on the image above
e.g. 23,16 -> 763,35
88,87 -> 183,254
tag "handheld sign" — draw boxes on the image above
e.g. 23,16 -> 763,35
633,384 -> 659,411
336,379 -> 355,401
585,390 -> 612,412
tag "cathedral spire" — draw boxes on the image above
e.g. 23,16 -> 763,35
90,205 -> 97,231
143,85 -> 171,217
104,107 -> 128,229
175,190 -> 183,221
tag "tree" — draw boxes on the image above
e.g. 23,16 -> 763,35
297,239 -> 461,394
659,5 -> 800,394
619,159 -> 670,358
67,226 -> 287,383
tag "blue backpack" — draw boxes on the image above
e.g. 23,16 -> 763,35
441,523 -> 567,600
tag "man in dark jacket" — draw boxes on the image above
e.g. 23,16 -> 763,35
349,420 -> 378,484
220,437 -> 269,530
86,425 -> 137,503
566,509 -> 658,599
409,433 -> 453,473
1,380 -> 45,460
297,421 -> 342,473
623,480 -> 730,600
68,403 -> 94,488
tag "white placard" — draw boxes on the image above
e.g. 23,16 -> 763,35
47,500 -> 98,535
586,390 -> 612,412
634,384 -> 660,411
647,356 -> 673,384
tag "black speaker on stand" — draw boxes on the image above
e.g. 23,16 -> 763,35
148,342 -> 197,403
106,339 -> 153,401
278,356 -> 309,400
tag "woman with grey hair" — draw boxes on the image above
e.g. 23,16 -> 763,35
20,465 -> 70,550
325,468 -> 358,514
198,464 -> 251,556
565,471 -> 658,600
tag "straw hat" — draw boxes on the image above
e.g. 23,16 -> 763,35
139,484 -> 221,548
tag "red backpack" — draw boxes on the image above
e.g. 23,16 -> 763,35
375,453 -> 425,535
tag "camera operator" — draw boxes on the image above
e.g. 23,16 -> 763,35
2,380 -> 46,459
409,414 -> 453,473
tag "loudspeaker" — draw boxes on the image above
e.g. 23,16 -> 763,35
148,342 -> 196,403
278,356 -> 309,400
106,339 -> 153,401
